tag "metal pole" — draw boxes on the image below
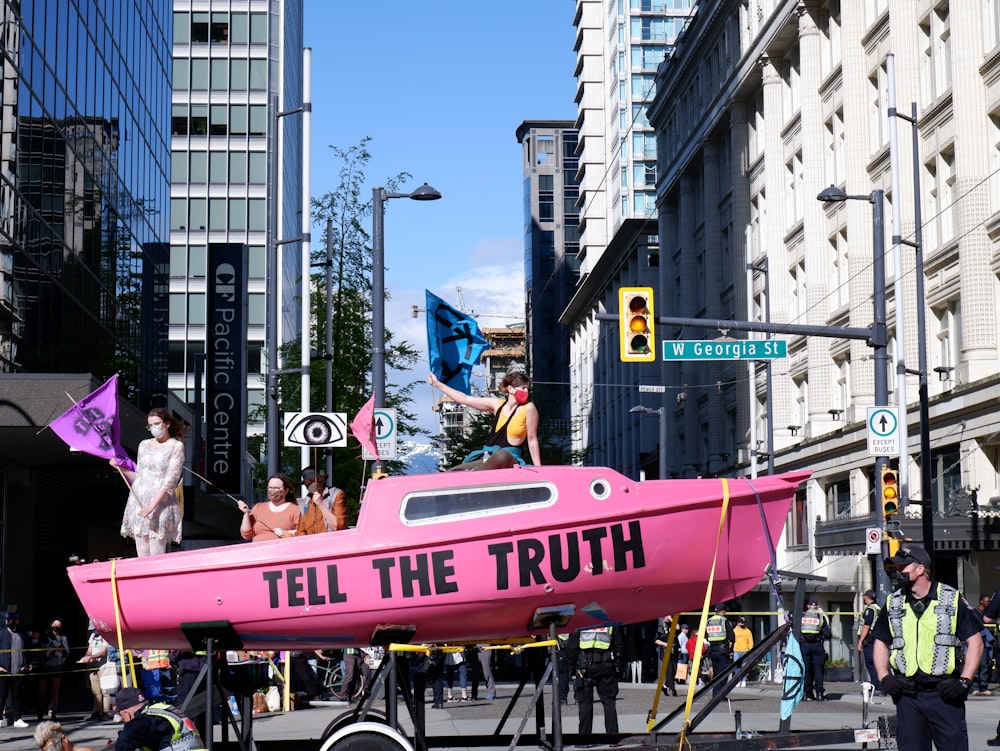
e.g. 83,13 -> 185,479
871,189 -> 892,597
762,257 -> 775,475
371,187 -> 386,414
266,94 -> 281,477
746,225 -> 758,480
325,216 -> 334,480
909,101 -> 935,557
193,353 -> 205,484
300,47 -> 312,472
887,53 -> 910,504
658,408 -> 667,480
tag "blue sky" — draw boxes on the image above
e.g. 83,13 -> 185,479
303,2 -> 578,440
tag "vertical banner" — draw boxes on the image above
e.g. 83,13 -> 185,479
206,243 -> 248,497
140,242 -> 170,410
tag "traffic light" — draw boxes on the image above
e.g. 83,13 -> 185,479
619,287 -> 655,362
880,466 -> 899,520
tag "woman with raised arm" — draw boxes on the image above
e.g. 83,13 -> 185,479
428,369 -> 541,470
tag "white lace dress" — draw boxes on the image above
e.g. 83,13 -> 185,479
119,437 -> 184,545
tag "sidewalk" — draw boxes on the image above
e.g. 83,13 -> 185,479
8,680 -> 1000,750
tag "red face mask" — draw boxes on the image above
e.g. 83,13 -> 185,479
514,387 -> 529,405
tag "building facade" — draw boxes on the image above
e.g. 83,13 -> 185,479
568,0 -> 695,475
635,0 -> 1000,650
168,0 -> 303,467
0,0 -> 173,624
515,120 -> 578,454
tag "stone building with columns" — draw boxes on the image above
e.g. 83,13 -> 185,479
565,0 -> 1000,657
654,0 -> 1000,603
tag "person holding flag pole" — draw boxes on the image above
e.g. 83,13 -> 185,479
110,408 -> 185,557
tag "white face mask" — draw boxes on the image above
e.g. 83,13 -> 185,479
148,424 -> 165,438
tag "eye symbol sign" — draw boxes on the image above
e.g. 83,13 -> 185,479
283,413 -> 348,447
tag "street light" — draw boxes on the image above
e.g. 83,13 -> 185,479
371,183 -> 442,431
629,405 -> 667,480
817,184 -> 891,594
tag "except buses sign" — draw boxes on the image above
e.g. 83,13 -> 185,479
662,340 -> 788,361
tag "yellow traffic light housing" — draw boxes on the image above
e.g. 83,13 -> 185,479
880,466 -> 899,520
619,287 -> 655,362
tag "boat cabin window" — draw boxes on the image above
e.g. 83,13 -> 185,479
402,483 -> 555,523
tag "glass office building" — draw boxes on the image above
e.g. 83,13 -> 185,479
0,0 -> 172,396
0,0 -> 172,623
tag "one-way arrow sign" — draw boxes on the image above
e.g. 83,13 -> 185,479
867,406 -> 899,457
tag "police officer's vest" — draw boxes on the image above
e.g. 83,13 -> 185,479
801,610 -> 824,636
858,602 -> 881,637
579,627 -> 613,651
705,615 -> 728,643
141,703 -> 207,751
886,582 -> 964,677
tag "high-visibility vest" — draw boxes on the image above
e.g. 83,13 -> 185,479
801,611 -> 824,635
140,703 -> 207,751
886,582 -> 963,677
858,603 -> 881,635
705,615 -> 728,643
578,627 -> 612,651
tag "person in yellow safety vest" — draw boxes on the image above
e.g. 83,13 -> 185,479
874,545 -> 982,751
112,687 -> 207,751
800,599 -> 831,700
566,626 -> 623,737
856,590 -> 882,694
705,604 -> 735,697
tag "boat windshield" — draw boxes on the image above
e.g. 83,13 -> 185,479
402,482 -> 555,523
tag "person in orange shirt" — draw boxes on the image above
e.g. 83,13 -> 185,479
237,474 -> 300,541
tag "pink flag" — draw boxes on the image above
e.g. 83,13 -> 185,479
349,393 -> 379,461
49,375 -> 136,472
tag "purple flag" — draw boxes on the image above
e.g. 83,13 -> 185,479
49,375 -> 136,471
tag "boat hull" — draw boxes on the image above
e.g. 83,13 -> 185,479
68,466 -> 807,649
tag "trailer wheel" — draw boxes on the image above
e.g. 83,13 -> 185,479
319,721 -> 413,751
320,710 -> 388,743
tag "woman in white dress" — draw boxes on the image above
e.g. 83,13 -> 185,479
111,407 -> 184,556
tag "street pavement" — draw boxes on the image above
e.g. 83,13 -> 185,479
9,680 -> 1000,750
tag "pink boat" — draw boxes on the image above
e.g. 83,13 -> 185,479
67,466 -> 807,650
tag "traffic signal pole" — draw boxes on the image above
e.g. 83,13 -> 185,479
600,191 -> 893,594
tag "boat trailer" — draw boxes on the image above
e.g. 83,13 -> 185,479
180,619 -> 889,751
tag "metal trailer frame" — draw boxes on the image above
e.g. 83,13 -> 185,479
178,619 -> 886,751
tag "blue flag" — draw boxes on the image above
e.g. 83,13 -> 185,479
780,633 -> 805,720
426,290 -> 489,394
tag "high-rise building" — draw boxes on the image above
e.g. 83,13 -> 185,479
0,0 -> 173,618
565,0 -> 694,474
516,120 -> 578,454
168,1 -> 303,476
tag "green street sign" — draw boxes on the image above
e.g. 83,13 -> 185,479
662,340 -> 788,361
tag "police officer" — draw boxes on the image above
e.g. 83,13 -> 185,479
112,687 -> 207,751
566,626 -> 622,736
874,545 -> 981,751
801,598 -> 830,700
705,604 -> 735,695
856,590 -> 882,693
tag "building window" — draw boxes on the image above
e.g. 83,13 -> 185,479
827,478 -> 851,518
788,488 -> 808,547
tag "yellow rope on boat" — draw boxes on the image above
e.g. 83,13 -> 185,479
677,477 -> 731,749
647,614 -> 680,730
